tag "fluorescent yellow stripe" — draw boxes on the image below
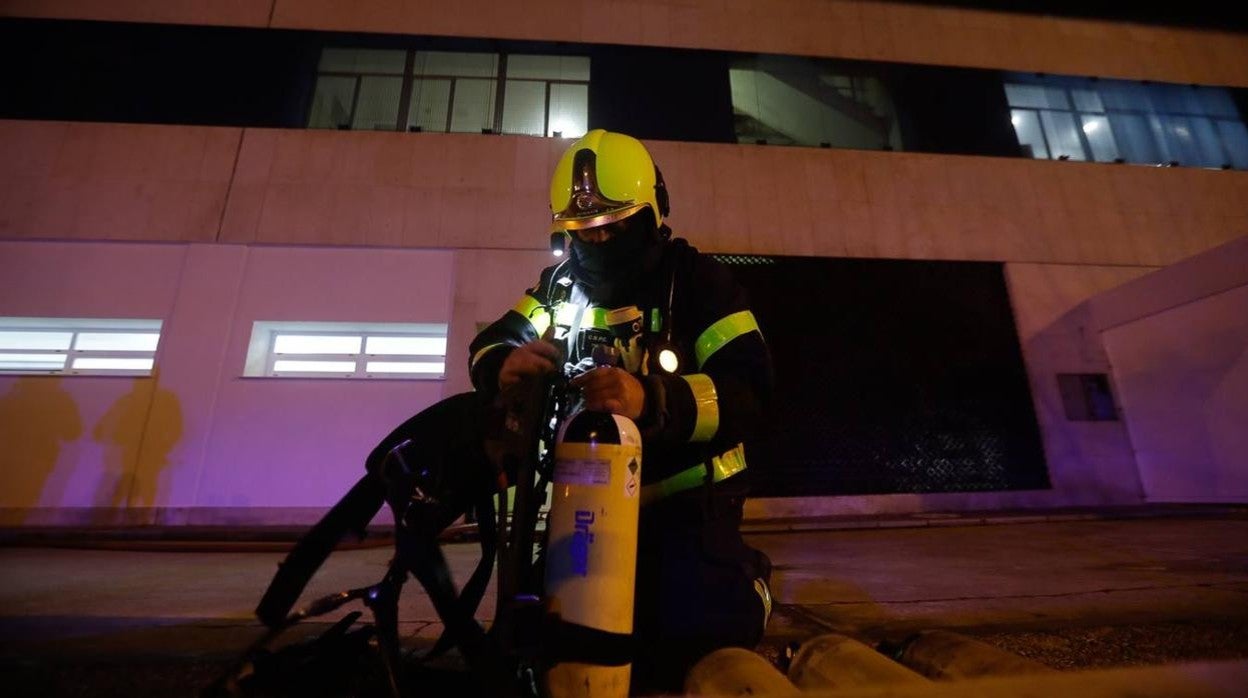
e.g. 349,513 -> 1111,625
470,342 -> 507,370
694,310 -> 760,368
682,373 -> 719,442
510,297 -> 611,340
552,304 -> 609,329
640,443 -> 747,505
709,442 -> 747,482
586,306 -> 610,329
511,295 -> 551,336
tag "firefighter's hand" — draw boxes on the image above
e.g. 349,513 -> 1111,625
570,367 -> 645,420
498,339 -> 562,391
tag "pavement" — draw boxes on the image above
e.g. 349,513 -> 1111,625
2,505 -> 1248,696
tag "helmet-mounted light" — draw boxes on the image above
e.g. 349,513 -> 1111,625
549,231 -> 567,257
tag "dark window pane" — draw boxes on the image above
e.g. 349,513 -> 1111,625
730,56 -> 898,149
1190,117 -> 1227,168
351,76 -> 402,131
1011,109 -> 1049,159
449,78 -> 496,132
308,76 -> 356,129
502,80 -> 546,135
319,48 -> 404,74
1109,113 -> 1161,163
413,51 -> 498,78
508,54 -> 590,81
1197,88 -> 1239,119
1080,114 -> 1120,162
1040,110 -> 1086,160
1216,120 -> 1248,169
1072,89 -> 1104,113
548,83 -> 588,137
1057,373 -> 1118,421
1005,83 -> 1069,109
408,78 -> 451,132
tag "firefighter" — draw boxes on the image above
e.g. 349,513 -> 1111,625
470,129 -> 775,692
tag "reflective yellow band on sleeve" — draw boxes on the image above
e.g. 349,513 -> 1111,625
552,303 -> 608,330
640,443 -> 747,505
694,310 -> 761,368
586,306 -> 610,329
470,342 -> 508,371
681,373 -> 719,442
511,295 -> 551,336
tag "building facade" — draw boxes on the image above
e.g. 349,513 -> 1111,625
1,1 -> 1246,526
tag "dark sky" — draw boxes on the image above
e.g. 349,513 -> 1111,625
881,1 -> 1248,32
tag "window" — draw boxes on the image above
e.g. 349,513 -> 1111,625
729,55 -> 901,150
1056,373 -> 1118,421
0,317 -> 161,376
1006,74 -> 1248,169
243,321 -> 448,379
309,48 -> 590,138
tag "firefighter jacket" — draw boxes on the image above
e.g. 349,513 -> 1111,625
468,239 -> 773,503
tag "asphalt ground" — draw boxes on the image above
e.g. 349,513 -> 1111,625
2,508 -> 1247,696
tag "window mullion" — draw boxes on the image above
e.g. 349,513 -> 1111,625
446,78 -> 457,132
266,330 -> 279,376
396,49 -> 416,132
1036,109 -> 1054,160
493,53 -> 508,134
347,75 -> 363,129
544,80 -> 552,137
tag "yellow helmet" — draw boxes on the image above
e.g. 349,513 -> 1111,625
549,129 -> 668,236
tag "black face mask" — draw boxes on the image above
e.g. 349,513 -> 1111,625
569,227 -> 663,305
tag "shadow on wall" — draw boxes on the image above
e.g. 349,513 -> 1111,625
92,367 -> 183,513
0,377 -> 83,514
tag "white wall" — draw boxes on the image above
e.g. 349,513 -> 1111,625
5,122 -> 1248,523
1093,236 -> 1248,503
0,241 -> 456,525
0,241 -> 186,517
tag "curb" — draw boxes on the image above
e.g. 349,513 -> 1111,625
2,506 -> 1244,550
739,504 -> 1248,535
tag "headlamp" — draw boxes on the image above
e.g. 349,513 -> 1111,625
550,232 -> 567,257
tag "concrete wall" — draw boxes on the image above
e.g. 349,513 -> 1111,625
5,117 -> 1248,523
7,122 -> 1247,266
3,1 -> 1246,87
0,242 -> 185,521
0,240 -> 456,525
4,0 -> 1248,524
1092,236 -> 1248,503
0,122 -> 238,243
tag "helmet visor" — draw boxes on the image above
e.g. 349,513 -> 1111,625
550,147 -> 651,233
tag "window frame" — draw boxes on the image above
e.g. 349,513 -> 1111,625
728,54 -> 901,150
310,48 -> 590,137
0,317 -> 162,377
1005,76 -> 1246,168
244,321 -> 449,380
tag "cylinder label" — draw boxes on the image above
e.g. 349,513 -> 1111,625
554,457 -> 611,485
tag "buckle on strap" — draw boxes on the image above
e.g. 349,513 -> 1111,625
640,443 -> 747,505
